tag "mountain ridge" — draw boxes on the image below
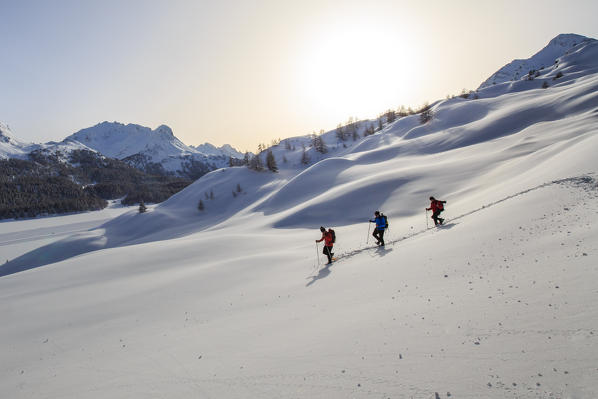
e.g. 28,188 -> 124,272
479,33 -> 595,89
0,120 -> 245,179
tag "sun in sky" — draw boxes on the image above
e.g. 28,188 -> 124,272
1,0 -> 598,150
294,19 -> 419,124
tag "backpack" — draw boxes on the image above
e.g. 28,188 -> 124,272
436,200 -> 444,211
329,229 -> 336,243
382,214 -> 389,229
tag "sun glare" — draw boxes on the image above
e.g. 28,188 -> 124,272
296,23 -> 418,121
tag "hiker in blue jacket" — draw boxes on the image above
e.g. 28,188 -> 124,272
369,210 -> 387,246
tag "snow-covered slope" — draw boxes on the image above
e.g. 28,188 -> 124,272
1,34 -> 598,398
2,175 -> 596,399
479,33 -> 595,89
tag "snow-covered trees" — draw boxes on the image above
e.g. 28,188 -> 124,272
397,105 -> 409,118
336,118 -> 359,141
419,103 -> 434,124
301,145 -> 310,165
383,109 -> 396,124
229,156 -> 244,167
244,144 -> 279,173
266,150 -> 278,172
335,124 -> 346,141
311,133 -> 328,154
363,123 -> 375,137
248,154 -> 264,171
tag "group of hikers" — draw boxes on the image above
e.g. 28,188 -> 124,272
316,196 -> 447,264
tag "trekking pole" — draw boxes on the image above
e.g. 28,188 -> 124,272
315,242 -> 320,268
425,209 -> 429,229
366,222 -> 371,245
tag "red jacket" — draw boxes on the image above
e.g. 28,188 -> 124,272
317,231 -> 334,246
427,199 -> 445,212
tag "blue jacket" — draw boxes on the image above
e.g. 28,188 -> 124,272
370,216 -> 386,230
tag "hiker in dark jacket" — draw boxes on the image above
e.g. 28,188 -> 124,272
369,211 -> 386,246
426,196 -> 447,226
316,226 -> 334,264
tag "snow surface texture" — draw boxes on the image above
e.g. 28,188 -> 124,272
1,35 -> 598,398
0,202 -> 135,262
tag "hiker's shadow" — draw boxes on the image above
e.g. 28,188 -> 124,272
438,222 -> 458,230
306,263 -> 333,287
372,246 -> 393,258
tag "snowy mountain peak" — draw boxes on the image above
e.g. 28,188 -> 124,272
63,121 -> 245,177
479,33 -> 595,89
0,121 -> 33,159
547,33 -> 589,48
0,122 -> 17,144
219,144 -> 244,158
155,124 -> 174,136
192,142 -> 244,158
66,122 -> 193,160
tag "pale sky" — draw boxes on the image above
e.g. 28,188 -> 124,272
1,0 -> 597,152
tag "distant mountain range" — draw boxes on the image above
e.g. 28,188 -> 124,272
0,121 -> 246,219
0,121 -> 245,179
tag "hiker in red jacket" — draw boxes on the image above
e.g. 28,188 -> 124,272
426,196 -> 447,226
315,226 -> 335,264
